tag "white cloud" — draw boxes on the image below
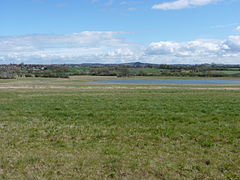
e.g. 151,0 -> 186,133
236,26 -> 240,31
0,31 -> 128,52
152,0 -> 219,10
0,32 -> 240,64
0,31 -> 141,64
145,36 -> 240,64
225,36 -> 240,52
145,39 -> 224,56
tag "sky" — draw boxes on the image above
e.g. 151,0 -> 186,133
0,0 -> 240,64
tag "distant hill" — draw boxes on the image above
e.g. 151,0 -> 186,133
121,62 -> 157,67
76,62 -> 157,67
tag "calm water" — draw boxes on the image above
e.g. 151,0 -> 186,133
90,79 -> 240,85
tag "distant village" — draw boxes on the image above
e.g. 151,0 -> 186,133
0,63 -> 240,79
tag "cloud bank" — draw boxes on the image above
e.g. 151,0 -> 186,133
153,0 -> 219,10
145,36 -> 240,64
0,31 -> 240,64
0,31 -> 138,64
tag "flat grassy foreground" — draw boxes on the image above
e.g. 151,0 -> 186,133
0,76 -> 240,179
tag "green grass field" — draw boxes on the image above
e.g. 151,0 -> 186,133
211,70 -> 240,75
0,76 -> 240,179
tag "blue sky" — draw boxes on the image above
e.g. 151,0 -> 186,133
1,0 -> 240,64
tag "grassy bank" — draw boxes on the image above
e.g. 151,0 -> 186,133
0,76 -> 240,179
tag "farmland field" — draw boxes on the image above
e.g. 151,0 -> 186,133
0,76 -> 240,179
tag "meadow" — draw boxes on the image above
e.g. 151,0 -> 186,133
0,76 -> 239,179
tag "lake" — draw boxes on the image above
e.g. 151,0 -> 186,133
90,79 -> 240,85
